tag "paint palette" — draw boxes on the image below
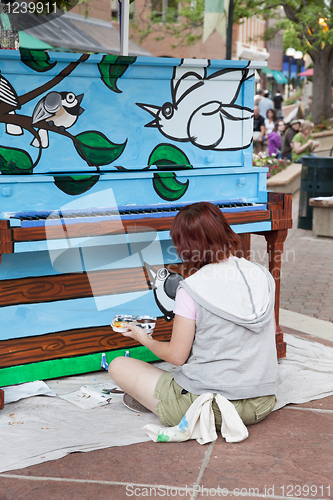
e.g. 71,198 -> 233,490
111,315 -> 156,334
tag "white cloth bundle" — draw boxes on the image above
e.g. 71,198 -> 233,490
143,393 -> 249,445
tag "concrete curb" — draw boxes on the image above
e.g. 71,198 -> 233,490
267,163 -> 302,194
280,308 -> 333,341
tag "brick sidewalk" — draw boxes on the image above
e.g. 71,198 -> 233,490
251,191 -> 333,322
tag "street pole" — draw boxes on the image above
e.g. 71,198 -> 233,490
226,0 -> 234,60
288,56 -> 292,97
285,47 -> 296,99
294,51 -> 303,89
120,0 -> 130,56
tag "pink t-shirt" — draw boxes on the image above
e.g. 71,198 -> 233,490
173,257 -> 239,320
174,287 -> 198,320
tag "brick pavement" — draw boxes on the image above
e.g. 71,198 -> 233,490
250,191 -> 333,322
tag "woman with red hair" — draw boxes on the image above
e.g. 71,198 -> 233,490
109,202 -> 278,429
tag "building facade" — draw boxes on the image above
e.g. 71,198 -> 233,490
72,0 -> 285,93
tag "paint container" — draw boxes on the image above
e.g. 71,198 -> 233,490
111,315 -> 156,334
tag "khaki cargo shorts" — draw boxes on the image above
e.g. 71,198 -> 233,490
154,371 -> 276,429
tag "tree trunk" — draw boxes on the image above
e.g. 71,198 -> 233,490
311,50 -> 333,124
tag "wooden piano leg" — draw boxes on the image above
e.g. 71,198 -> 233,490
237,233 -> 251,260
0,220 -> 13,264
0,389 -> 4,410
264,229 -> 288,358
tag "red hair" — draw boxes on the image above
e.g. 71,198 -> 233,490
170,202 -> 241,273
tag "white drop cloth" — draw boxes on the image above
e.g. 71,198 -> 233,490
143,393 -> 248,444
0,333 -> 333,473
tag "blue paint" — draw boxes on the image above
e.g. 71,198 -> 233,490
178,415 -> 189,432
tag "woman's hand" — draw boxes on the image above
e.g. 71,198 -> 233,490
120,322 -> 147,341
117,315 -> 195,366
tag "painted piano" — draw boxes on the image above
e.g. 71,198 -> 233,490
0,50 -> 292,387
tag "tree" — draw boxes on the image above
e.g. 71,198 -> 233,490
130,0 -> 332,123
130,0 -> 205,47
234,0 -> 333,124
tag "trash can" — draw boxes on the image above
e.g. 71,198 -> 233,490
298,157 -> 333,229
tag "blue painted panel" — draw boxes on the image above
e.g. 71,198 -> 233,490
0,235 -> 175,280
0,291 -> 162,341
230,221 -> 272,234
0,167 -> 268,213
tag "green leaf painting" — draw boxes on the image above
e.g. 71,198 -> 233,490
149,144 -> 192,201
98,55 -> 136,93
153,172 -> 189,201
53,175 -> 100,195
0,146 -> 33,174
20,49 -> 57,72
148,144 -> 192,170
74,131 -> 127,166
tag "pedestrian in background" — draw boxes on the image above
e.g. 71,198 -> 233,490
268,121 -> 286,158
281,120 -> 301,160
258,90 -> 274,119
253,105 -> 266,153
264,108 -> 277,137
291,120 -> 320,163
273,91 -> 284,120
254,89 -> 264,107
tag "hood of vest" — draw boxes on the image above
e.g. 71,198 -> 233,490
179,258 -> 275,333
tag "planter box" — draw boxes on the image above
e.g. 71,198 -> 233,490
267,163 -> 302,194
309,197 -> 333,237
313,130 -> 333,157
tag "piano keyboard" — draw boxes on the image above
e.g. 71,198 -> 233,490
1,199 -> 266,228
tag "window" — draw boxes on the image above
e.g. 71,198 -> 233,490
267,33 -> 283,51
111,0 -> 136,21
151,0 -> 179,23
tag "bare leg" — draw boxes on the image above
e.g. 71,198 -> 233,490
108,357 -> 166,415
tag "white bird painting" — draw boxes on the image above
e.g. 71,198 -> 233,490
145,262 -> 184,321
0,72 -> 23,136
137,61 -> 254,151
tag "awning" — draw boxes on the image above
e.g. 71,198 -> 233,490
19,31 -> 53,50
272,70 -> 288,84
298,68 -> 313,77
261,66 -> 288,84
18,12 -> 152,57
261,66 -> 274,78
